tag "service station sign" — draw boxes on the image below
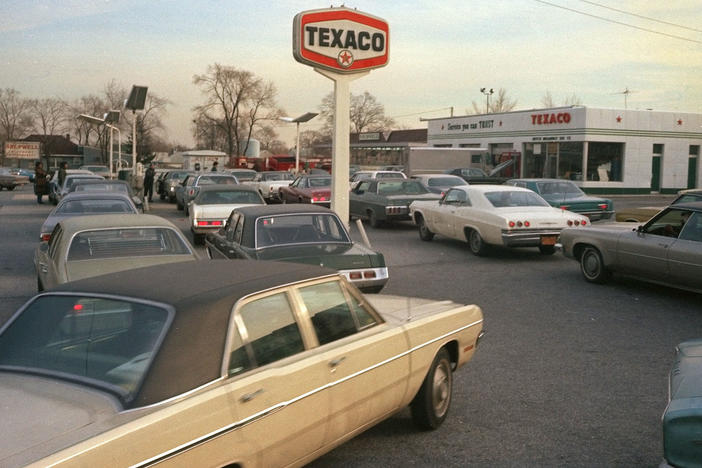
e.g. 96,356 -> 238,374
293,7 -> 389,74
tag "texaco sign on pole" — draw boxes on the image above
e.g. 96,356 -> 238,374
293,7 -> 389,226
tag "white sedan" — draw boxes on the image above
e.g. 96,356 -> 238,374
409,185 -> 590,255
188,184 -> 265,244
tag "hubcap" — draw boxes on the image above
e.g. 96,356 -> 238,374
583,252 -> 599,277
432,360 -> 451,417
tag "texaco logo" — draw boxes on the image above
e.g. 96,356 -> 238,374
337,50 -> 354,68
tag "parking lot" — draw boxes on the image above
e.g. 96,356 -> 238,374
0,186 -> 698,466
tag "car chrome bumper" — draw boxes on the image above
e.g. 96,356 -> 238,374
338,267 -> 389,293
501,229 -> 561,247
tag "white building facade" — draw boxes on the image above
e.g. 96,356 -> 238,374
426,106 -> 702,194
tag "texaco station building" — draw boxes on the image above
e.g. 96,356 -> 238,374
425,106 -> 702,194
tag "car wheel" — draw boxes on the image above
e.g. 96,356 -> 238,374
580,246 -> 610,283
467,229 -> 487,256
411,348 -> 453,430
539,245 -> 556,255
368,210 -> 382,228
418,216 -> 434,241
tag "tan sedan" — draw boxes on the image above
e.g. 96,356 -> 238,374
0,260 -> 484,467
34,213 -> 198,291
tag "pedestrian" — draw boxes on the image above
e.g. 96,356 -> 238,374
211,160 -> 218,171
58,162 -> 67,188
34,161 -> 48,204
144,163 -> 156,202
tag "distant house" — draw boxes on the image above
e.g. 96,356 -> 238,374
20,134 -> 82,170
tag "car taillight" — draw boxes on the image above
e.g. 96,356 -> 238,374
188,189 -> 195,196
567,220 -> 573,226
598,204 -> 608,210
508,221 -> 516,228
581,219 -> 587,225
197,221 -> 208,226
197,220 -> 223,226
41,233 -> 51,241
349,272 -> 362,279
363,271 -> 376,279
524,221 -> 530,227
560,205 -> 569,210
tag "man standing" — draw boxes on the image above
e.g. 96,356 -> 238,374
211,160 -> 218,171
34,161 -> 48,204
144,163 -> 156,202
58,162 -> 67,187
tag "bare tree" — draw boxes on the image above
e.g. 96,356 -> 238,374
123,93 -> 170,162
470,88 -> 518,114
319,91 -> 395,135
255,124 -> 286,154
0,88 -> 33,143
541,91 -> 583,107
70,94 -> 109,146
192,64 -> 281,158
28,97 -> 70,166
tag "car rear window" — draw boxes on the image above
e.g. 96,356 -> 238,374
198,176 -> 237,185
57,199 -> 135,214
198,190 -> 263,205
377,180 -> 428,195
308,177 -> 331,187
67,228 -> 192,260
256,213 -> 350,247
485,191 -> 550,208
74,184 -> 129,194
0,295 -> 172,402
427,177 -> 467,187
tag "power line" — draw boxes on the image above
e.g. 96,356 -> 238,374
533,0 -> 702,44
577,0 -> 702,33
390,107 -> 454,119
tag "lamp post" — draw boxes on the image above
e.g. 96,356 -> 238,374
480,87 -> 494,114
124,85 -> 148,174
77,113 -> 117,177
279,112 -> 318,173
104,110 -> 121,177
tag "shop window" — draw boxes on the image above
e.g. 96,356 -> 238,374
587,142 -> 623,182
557,142 -> 584,181
690,145 -> 700,156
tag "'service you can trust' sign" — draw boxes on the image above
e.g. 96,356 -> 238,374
293,8 -> 389,74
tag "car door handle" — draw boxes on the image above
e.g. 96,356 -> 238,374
240,388 -> 264,402
329,357 -> 346,368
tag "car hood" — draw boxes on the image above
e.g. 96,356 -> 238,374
366,294 -> 466,325
0,373 -> 122,466
254,243 -> 380,269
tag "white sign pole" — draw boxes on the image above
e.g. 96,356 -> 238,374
316,69 -> 368,227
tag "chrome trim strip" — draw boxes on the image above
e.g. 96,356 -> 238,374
131,317 -> 483,467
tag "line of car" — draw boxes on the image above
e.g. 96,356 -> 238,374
9,166 -> 701,466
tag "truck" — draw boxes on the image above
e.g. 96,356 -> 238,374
403,147 -> 520,184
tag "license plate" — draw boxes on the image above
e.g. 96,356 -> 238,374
541,235 -> 558,246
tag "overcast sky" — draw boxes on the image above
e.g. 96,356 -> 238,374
2,0 -> 700,146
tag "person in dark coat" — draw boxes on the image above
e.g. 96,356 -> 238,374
34,161 -> 48,204
211,161 -> 218,171
58,162 -> 67,187
144,163 -> 156,202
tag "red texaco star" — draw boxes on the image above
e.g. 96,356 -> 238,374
339,51 -> 352,65
616,116 -> 622,123
677,119 -> 683,125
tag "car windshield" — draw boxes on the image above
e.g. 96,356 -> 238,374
0,295 -> 171,403
536,181 -> 584,198
673,192 -> 702,204
56,199 -> 136,214
67,228 -> 192,260
169,172 -> 190,181
197,190 -> 263,205
485,191 -> 551,208
377,180 -> 428,195
256,213 -> 350,247
308,177 -> 331,187
74,184 -> 129,194
427,177 -> 467,187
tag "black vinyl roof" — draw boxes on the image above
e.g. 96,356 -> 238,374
47,259 -> 337,407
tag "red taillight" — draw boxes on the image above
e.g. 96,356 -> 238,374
508,221 -> 516,228
363,271 -> 376,279
598,204 -> 608,210
197,221 -> 208,226
211,220 -> 223,226
581,219 -> 587,225
349,272 -> 362,280
41,233 -> 51,241
524,221 -> 530,227
73,304 -> 83,313
197,220 -> 223,226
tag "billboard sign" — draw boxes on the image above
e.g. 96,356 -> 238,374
293,7 -> 389,74
4,141 -> 40,160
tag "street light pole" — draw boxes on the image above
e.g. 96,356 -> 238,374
279,112 -> 318,174
480,87 -> 494,114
